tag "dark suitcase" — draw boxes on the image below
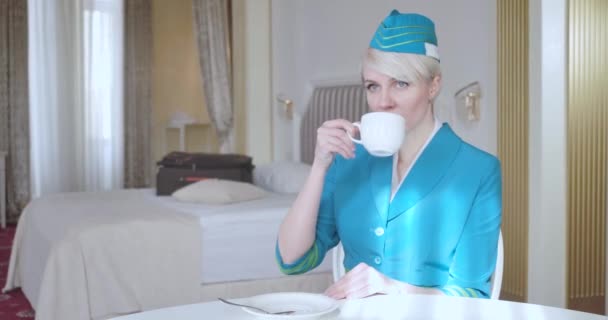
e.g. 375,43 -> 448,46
156,152 -> 254,195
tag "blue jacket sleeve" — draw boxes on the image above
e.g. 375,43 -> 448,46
276,158 -> 341,275
439,159 -> 502,298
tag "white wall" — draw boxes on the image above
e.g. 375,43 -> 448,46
271,0 -> 498,161
528,0 -> 568,308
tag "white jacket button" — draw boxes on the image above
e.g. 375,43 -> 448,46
374,227 -> 385,236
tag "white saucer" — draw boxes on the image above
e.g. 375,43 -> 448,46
240,292 -> 339,319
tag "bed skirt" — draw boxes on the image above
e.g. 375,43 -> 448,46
100,272 -> 332,319
199,272 -> 332,301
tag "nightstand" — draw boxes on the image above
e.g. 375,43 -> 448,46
0,151 -> 5,228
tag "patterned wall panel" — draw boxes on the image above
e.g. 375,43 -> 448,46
567,0 -> 608,314
497,0 -> 529,302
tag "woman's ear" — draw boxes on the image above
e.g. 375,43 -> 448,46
429,75 -> 442,100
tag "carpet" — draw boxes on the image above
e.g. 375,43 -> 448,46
0,226 -> 35,319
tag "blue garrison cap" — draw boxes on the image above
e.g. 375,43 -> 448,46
370,10 -> 440,61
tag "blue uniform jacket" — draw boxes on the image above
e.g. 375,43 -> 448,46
276,124 -> 502,298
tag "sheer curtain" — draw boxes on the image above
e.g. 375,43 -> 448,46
29,0 -> 124,197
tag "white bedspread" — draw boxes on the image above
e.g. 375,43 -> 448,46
150,193 -> 332,283
3,189 -> 202,320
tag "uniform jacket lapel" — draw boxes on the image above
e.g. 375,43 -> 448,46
387,124 -> 462,220
369,154 -> 392,221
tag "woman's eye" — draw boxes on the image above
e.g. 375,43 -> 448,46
366,83 -> 378,91
396,81 -> 409,88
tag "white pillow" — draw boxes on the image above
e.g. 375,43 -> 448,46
172,179 -> 268,204
253,161 -> 311,194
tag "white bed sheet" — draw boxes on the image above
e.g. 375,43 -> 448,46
6,188 -> 332,310
146,191 -> 332,284
5,189 -> 203,320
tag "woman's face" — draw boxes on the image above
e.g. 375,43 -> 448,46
363,66 -> 440,132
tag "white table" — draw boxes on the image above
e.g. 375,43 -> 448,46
109,294 -> 607,320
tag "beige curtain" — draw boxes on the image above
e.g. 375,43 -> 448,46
0,0 -> 29,223
192,0 -> 235,153
124,0 -> 153,188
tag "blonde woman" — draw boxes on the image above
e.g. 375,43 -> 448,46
276,10 -> 501,299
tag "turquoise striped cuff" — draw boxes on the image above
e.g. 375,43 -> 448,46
439,285 -> 483,298
275,242 -> 321,275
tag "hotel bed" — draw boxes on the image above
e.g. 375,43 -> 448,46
3,83 -> 368,320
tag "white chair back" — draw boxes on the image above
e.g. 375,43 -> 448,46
331,243 -> 346,283
331,230 -> 504,299
490,231 -> 504,299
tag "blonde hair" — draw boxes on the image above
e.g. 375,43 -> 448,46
362,48 -> 441,86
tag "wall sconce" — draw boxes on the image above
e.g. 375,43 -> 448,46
276,94 -> 294,120
454,81 -> 481,122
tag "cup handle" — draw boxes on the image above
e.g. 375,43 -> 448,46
347,122 -> 362,144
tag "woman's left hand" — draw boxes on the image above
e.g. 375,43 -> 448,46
324,262 -> 401,299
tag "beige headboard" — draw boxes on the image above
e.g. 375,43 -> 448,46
300,84 -> 369,164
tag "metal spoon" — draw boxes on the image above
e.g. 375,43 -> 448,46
218,297 -> 296,315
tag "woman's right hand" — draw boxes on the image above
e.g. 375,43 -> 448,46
313,119 -> 357,169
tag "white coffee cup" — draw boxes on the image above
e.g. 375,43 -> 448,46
348,112 -> 405,157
